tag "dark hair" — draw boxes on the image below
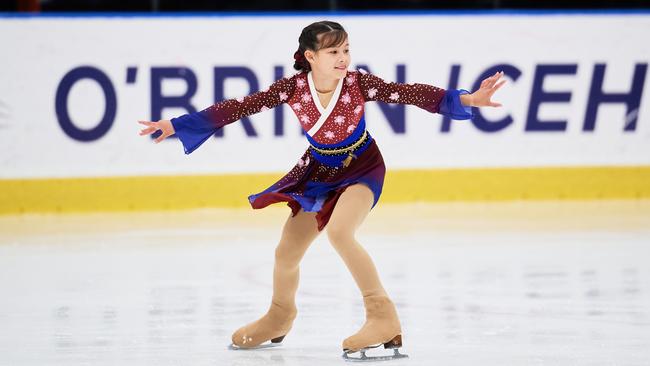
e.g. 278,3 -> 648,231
293,20 -> 348,73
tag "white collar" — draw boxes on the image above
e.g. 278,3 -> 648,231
307,70 -> 344,113
306,71 -> 345,136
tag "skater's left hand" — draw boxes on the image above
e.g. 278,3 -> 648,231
466,71 -> 506,107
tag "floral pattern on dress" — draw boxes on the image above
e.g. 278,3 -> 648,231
297,156 -> 310,167
341,92 -> 351,104
296,78 -> 306,88
171,69 -> 450,154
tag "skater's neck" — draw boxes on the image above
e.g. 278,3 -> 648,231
310,70 -> 340,94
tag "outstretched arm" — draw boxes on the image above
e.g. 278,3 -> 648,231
357,69 -> 505,120
138,73 -> 297,154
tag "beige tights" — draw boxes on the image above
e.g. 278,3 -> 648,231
326,184 -> 388,298
231,206 -> 320,348
232,183 -> 399,350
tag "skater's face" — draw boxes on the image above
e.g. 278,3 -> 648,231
306,36 -> 350,79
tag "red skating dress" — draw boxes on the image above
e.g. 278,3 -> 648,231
170,68 -> 473,231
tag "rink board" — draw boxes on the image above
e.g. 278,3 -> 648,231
1,166 -> 649,214
1,12 -> 649,213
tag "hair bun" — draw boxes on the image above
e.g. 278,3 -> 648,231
293,50 -> 308,71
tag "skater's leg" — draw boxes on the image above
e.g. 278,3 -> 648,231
273,208 -> 321,307
325,183 -> 402,354
326,183 -> 386,298
231,208 -> 321,348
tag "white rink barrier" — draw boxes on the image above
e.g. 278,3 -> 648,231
0,12 -> 649,178
0,11 -> 649,213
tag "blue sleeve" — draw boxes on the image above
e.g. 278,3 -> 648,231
439,89 -> 474,120
170,112 -> 215,155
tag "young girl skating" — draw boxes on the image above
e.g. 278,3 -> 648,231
138,20 -> 505,361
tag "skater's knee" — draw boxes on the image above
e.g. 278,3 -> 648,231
274,242 -> 303,266
326,223 -> 355,249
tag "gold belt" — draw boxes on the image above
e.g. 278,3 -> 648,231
309,130 -> 369,168
309,130 -> 369,155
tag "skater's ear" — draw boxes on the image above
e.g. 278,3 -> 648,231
304,49 -> 316,64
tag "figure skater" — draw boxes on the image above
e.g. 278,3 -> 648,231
138,20 -> 505,361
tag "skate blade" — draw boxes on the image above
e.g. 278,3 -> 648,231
342,335 -> 408,362
228,335 -> 286,350
228,342 -> 283,350
342,348 -> 409,362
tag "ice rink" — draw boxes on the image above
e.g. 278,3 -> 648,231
1,200 -> 649,366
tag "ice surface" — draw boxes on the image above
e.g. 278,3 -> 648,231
1,201 -> 649,366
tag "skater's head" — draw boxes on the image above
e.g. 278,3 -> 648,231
293,20 -> 349,78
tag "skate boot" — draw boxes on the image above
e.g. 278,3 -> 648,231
229,300 -> 297,350
342,295 -> 408,362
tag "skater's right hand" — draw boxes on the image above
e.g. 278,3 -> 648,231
138,119 -> 175,143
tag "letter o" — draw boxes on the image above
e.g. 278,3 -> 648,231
55,66 -> 117,142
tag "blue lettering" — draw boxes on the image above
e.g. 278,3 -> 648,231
469,64 -> 520,133
55,66 -> 116,142
150,67 -> 198,140
525,64 -> 577,132
584,63 -> 646,132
